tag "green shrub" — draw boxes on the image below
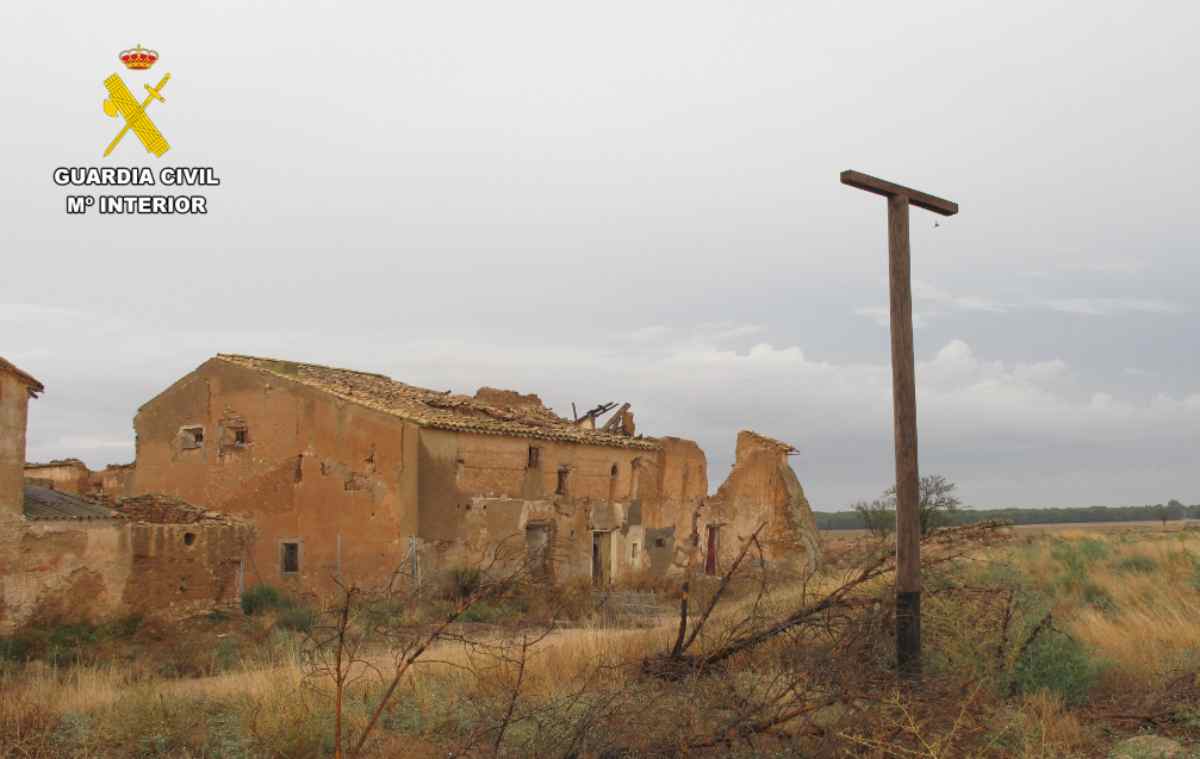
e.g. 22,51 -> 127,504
1112,555 -> 1158,574
47,623 -> 97,648
241,585 -> 291,615
1051,538 -> 1111,593
1078,539 -> 1110,562
381,701 -> 425,734
0,635 -> 33,662
51,712 -> 94,753
97,614 -> 143,639
42,623 -> 102,667
1081,583 -> 1117,613
358,595 -> 419,628
458,601 -> 515,624
1010,630 -> 1105,705
1051,538 -> 1109,570
277,605 -> 317,633
444,567 -> 483,600
213,637 -> 240,672
974,560 -> 1026,589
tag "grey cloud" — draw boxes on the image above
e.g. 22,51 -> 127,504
1042,298 -> 1190,316
3,0 -> 1198,510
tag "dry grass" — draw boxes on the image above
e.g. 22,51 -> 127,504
998,527 -> 1200,684
3,524 -> 1199,757
1062,536 -> 1200,686
990,691 -> 1091,759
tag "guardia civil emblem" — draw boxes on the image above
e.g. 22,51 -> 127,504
102,45 -> 171,157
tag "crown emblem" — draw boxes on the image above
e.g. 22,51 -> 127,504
119,44 -> 158,70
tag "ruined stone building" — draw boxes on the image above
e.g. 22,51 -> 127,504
24,459 -> 134,502
1,352 -> 821,630
0,357 -> 250,635
132,354 -> 821,594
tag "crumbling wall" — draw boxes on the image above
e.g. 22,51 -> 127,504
414,429 -> 822,585
638,436 -> 707,532
417,428 -> 646,580
0,509 -> 250,634
133,359 -> 419,596
122,516 -> 251,620
705,431 -> 822,575
22,461 -> 136,502
95,464 -> 135,501
426,492 -> 650,585
643,527 -> 676,576
426,496 -> 586,581
0,519 -> 130,633
22,460 -> 92,495
1,372 -> 31,519
472,387 -> 544,409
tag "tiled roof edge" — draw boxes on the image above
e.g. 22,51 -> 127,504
215,354 -> 661,451
0,357 -> 45,394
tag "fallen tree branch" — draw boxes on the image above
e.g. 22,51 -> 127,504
646,520 -> 1013,678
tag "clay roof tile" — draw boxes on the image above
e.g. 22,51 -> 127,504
214,354 -> 659,451
23,484 -> 116,521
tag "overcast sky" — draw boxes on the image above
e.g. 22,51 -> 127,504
2,1 -> 1197,510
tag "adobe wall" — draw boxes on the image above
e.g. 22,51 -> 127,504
0,515 -> 250,635
133,359 -> 419,595
417,429 -> 649,582
704,431 -> 822,575
0,519 -> 129,633
0,372 -> 30,520
22,461 -> 136,503
424,495 -> 652,584
637,436 -> 708,531
95,464 -> 135,501
417,429 -> 643,537
23,460 -> 92,495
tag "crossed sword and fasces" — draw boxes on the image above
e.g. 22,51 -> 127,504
102,72 -> 171,157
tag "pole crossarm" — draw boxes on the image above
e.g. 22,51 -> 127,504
840,170 -> 959,217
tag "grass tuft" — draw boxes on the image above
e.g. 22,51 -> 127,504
1112,555 -> 1158,574
241,584 -> 291,615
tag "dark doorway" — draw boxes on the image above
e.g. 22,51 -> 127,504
592,531 -> 612,586
704,526 -> 719,575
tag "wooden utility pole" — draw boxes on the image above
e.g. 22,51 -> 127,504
840,170 -> 958,677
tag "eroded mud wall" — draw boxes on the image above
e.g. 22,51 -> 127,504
133,359 -> 419,595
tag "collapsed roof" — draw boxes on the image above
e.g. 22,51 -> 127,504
115,493 -> 249,526
212,354 -> 659,450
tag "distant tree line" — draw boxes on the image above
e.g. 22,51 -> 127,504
816,497 -> 1197,531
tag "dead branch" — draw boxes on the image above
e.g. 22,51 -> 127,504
669,504 -> 704,659
647,520 -> 1012,678
351,535 -> 534,756
679,522 -> 767,655
1005,610 -> 1054,698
